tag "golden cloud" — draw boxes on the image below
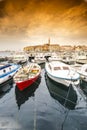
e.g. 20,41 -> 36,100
0,0 -> 87,39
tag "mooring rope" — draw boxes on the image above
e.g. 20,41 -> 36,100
33,95 -> 37,130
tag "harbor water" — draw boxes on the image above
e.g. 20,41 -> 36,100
0,64 -> 87,130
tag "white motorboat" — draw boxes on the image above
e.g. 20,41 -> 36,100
48,52 -> 61,61
12,52 -> 27,64
45,61 -> 80,87
77,64 -> 87,82
0,63 -> 20,86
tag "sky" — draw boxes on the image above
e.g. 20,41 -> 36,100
0,0 -> 87,50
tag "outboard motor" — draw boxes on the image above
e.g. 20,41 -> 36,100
44,56 -> 51,62
28,56 -> 35,62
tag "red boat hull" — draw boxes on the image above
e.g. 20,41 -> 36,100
16,75 -> 40,91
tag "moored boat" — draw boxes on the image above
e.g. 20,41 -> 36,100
77,64 -> 87,83
12,52 -> 27,64
14,63 -> 41,91
45,61 -> 80,87
0,63 -> 20,86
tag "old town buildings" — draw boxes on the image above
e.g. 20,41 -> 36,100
23,39 -> 87,53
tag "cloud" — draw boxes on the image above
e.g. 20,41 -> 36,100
0,0 -> 87,40
84,0 -> 87,2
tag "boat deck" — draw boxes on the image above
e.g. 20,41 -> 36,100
14,65 -> 40,81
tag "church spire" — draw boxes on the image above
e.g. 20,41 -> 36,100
48,38 -> 50,44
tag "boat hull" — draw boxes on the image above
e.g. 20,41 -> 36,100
16,74 -> 40,91
0,64 -> 20,85
47,72 -> 71,87
45,61 -> 80,87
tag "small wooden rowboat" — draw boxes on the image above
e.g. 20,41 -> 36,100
14,63 -> 41,91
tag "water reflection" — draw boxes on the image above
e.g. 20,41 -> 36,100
15,76 -> 41,110
45,74 -> 77,110
0,78 -> 13,98
80,80 -> 87,95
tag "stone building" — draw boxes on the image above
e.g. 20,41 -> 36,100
24,39 -> 60,53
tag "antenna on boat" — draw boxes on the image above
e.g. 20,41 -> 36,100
61,83 -> 72,130
44,55 -> 51,62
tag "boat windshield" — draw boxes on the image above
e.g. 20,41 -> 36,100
54,67 -> 61,70
63,66 -> 69,70
85,69 -> 87,72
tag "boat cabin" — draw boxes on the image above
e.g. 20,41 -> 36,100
48,62 -> 70,71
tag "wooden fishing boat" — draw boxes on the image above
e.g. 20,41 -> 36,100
14,63 -> 41,91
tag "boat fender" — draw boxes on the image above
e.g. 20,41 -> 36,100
9,75 -> 12,78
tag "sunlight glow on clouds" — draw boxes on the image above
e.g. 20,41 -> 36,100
0,0 -> 87,50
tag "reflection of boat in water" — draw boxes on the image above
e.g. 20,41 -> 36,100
45,74 -> 77,110
80,78 -> 87,95
77,64 -> 87,83
75,64 -> 87,94
15,77 -> 41,109
0,78 -> 14,98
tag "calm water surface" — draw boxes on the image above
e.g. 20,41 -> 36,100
0,66 -> 87,130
